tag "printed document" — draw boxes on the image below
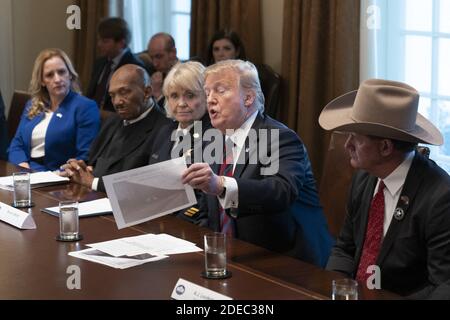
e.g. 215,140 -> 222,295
103,158 -> 197,229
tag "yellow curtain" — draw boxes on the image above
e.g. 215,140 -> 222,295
190,0 -> 263,64
281,0 -> 360,183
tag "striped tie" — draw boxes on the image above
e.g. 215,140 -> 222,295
218,139 -> 234,236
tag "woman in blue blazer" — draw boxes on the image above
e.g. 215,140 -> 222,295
9,48 -> 100,171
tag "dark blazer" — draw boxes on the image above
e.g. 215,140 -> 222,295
86,48 -> 145,112
89,105 -> 170,192
149,113 -> 212,226
201,113 -> 333,267
8,91 -> 100,171
326,152 -> 450,298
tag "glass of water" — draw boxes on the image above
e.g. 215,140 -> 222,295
59,201 -> 79,241
332,278 -> 358,300
13,172 -> 31,208
203,232 -> 228,279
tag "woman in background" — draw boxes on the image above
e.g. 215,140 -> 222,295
9,48 -> 100,171
206,29 -> 247,65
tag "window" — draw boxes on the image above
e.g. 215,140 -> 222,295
361,0 -> 450,172
123,0 -> 191,60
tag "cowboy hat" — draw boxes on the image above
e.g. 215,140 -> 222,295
318,79 -> 443,145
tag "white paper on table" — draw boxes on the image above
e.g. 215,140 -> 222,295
0,171 -> 69,191
103,157 -> 197,229
68,248 -> 168,269
87,233 -> 202,257
42,198 -> 112,218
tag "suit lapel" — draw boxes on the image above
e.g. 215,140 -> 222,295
233,113 -> 264,178
377,152 -> 425,265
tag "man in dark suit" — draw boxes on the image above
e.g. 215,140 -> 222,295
61,64 -> 170,192
319,79 -> 450,299
182,60 -> 333,267
86,17 -> 145,113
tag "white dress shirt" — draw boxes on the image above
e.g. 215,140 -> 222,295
374,151 -> 415,236
218,110 -> 258,209
30,111 -> 54,158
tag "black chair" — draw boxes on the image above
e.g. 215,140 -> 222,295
255,63 -> 281,119
8,90 -> 31,142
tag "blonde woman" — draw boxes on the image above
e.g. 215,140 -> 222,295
149,61 -> 211,226
8,48 -> 100,171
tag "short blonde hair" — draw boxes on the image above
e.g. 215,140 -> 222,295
204,59 -> 265,112
162,61 -> 206,118
28,48 -> 80,119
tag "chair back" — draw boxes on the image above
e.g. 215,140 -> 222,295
319,132 -> 355,238
255,64 -> 281,119
8,90 -> 31,141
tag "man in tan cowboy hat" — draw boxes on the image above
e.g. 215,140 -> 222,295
319,79 -> 450,299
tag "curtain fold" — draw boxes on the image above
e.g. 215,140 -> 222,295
280,0 -> 360,183
190,0 -> 263,64
72,0 -> 110,92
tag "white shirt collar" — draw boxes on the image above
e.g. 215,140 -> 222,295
380,151 -> 415,197
225,110 -> 259,150
176,123 -> 194,136
123,100 -> 154,126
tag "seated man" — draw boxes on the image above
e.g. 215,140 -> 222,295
319,79 -> 450,299
62,64 -> 170,192
86,17 -> 145,113
182,60 -> 333,267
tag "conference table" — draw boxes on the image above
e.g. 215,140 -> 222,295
0,161 -> 400,300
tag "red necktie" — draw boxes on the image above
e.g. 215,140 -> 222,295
218,140 -> 234,236
356,180 -> 385,283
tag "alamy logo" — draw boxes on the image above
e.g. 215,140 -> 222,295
170,122 -> 280,175
366,4 -> 381,30
66,5 -> 81,30
66,265 -> 81,290
366,265 -> 381,289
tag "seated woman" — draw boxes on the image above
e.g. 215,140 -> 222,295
8,48 -> 100,171
149,61 -> 211,225
206,29 -> 247,65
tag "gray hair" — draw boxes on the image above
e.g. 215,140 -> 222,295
204,59 -> 265,112
163,61 -> 206,118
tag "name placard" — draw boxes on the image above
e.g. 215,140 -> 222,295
0,202 -> 36,229
171,278 -> 233,300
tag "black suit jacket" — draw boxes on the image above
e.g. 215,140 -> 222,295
89,106 -> 170,192
200,113 -> 333,267
326,152 -> 450,298
86,49 -> 145,112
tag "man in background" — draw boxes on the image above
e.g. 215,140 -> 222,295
147,32 -> 179,108
87,17 -> 145,114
